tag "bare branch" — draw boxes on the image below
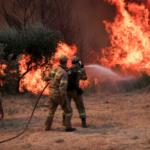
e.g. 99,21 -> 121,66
2,0 -> 35,28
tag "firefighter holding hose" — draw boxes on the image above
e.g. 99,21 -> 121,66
44,55 -> 76,132
63,55 -> 88,128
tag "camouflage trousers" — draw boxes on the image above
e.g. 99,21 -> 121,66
67,89 -> 86,119
45,96 -> 73,129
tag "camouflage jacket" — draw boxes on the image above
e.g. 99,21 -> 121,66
44,65 -> 68,98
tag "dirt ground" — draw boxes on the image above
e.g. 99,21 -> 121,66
1,88 -> 150,150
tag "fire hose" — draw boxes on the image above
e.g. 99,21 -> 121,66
0,82 -> 49,144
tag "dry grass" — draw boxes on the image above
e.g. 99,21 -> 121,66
1,89 -> 150,150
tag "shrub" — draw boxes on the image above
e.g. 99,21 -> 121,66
0,22 -> 63,94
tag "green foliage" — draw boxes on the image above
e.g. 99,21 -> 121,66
140,72 -> 150,87
5,108 -> 19,116
56,139 -> 64,143
131,135 -> 139,140
0,44 -> 6,58
0,22 -> 63,62
23,23 -> 63,63
0,26 -> 23,60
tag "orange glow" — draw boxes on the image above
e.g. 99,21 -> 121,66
19,42 -> 77,95
0,64 -> 7,76
53,42 -> 77,67
0,64 -> 7,86
2,0 -> 150,94
0,42 -> 91,95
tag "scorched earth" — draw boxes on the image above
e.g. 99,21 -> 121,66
0,88 -> 150,150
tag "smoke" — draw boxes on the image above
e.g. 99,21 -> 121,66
1,0 -> 150,65
71,0 -> 116,62
0,0 -> 116,62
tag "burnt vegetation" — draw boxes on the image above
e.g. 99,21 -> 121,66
0,23 -> 63,94
1,0 -> 90,60
0,0 -> 150,95
0,0 -> 91,94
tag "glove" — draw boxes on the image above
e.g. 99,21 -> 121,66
79,61 -> 84,68
62,98 -> 67,108
80,64 -> 84,68
76,87 -> 84,95
44,74 -> 51,81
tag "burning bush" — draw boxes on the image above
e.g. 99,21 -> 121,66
0,22 -> 63,94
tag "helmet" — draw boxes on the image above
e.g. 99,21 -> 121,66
59,55 -> 69,63
71,56 -> 79,64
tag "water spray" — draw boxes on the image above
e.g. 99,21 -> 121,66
84,64 -> 140,92
85,64 -> 121,79
84,64 -> 136,80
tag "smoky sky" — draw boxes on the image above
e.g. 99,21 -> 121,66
72,0 -> 116,62
0,0 -> 116,63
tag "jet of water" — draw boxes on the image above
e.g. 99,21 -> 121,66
84,64 -> 134,80
84,64 -> 140,93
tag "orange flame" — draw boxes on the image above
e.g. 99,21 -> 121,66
91,0 -> 150,75
0,64 -> 7,76
19,42 -> 77,95
3,1 -> 150,94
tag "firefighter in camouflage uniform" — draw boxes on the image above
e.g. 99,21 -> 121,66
63,55 -> 87,128
44,55 -> 76,132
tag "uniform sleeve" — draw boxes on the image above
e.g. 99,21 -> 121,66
80,68 -> 87,80
44,71 -> 51,81
59,73 -> 68,98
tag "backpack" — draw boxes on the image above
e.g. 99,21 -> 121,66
66,67 -> 78,91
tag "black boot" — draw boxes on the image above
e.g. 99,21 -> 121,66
81,118 -> 87,128
65,115 -> 76,132
45,117 -> 53,131
62,115 -> 65,126
65,127 -> 76,132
